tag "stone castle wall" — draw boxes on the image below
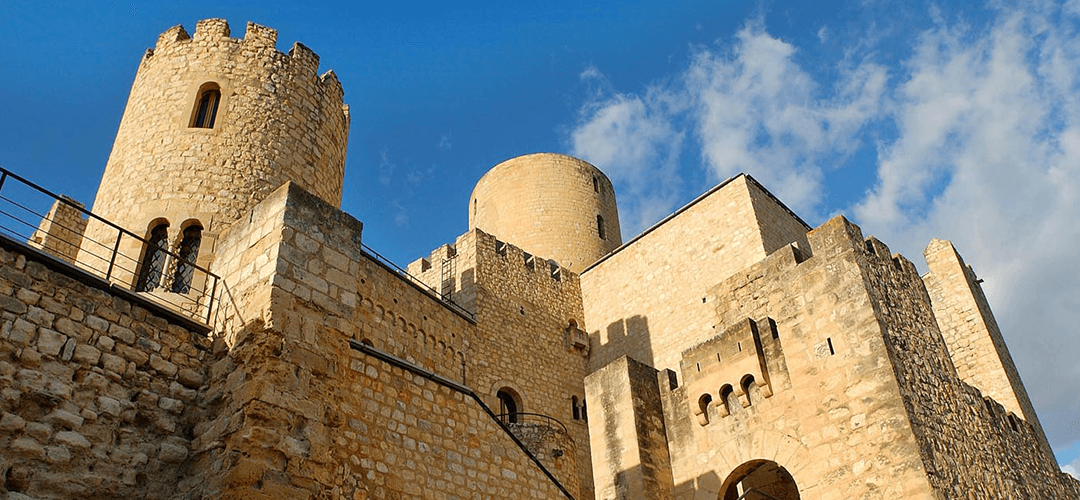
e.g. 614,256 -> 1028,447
470,153 -> 622,274
180,182 -> 576,498
863,235 -> 1080,498
81,18 -> 349,288
580,174 -> 809,375
471,230 -> 593,498
922,238 -> 1053,460
656,217 -> 936,499
0,241 -> 211,499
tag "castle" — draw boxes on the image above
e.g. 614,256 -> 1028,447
1,19 -> 1078,499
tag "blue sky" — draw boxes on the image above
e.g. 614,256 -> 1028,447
3,0 -> 1080,474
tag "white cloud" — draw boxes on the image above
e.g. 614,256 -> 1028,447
570,25 -> 886,233
1064,456 -> 1079,479
689,26 -> 887,216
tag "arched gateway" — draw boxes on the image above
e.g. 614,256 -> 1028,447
720,460 -> 800,500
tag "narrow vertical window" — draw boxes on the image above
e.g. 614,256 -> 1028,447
171,225 -> 202,293
597,215 -> 606,240
572,396 -> 580,420
191,83 -> 221,128
497,389 -> 519,424
136,223 -> 169,292
592,175 -> 599,193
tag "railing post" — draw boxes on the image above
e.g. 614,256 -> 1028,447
206,275 -> 218,324
105,230 -> 123,281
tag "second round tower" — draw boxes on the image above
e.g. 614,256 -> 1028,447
469,153 -> 622,273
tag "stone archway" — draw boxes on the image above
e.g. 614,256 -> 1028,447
719,460 -> 800,500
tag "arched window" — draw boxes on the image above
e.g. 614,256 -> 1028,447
720,384 -> 736,416
170,224 -> 202,293
497,389 -> 520,424
597,215 -> 606,240
136,223 -> 169,292
191,83 -> 221,128
697,393 -> 713,426
572,396 -> 580,420
741,375 -> 756,407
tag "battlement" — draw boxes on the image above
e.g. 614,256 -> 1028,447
481,232 -> 572,285
147,19 -> 338,87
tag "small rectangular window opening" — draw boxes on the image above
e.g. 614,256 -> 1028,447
716,353 -> 722,363
737,342 -> 742,352
696,362 -> 701,372
597,215 -> 606,240
827,338 -> 835,355
593,176 -> 599,193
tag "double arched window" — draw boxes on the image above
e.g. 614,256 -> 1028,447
135,220 -> 203,293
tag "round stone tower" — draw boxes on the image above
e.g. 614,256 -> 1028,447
469,153 -> 621,273
82,19 -> 349,281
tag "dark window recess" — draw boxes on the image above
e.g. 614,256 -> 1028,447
593,175 -> 599,193
171,225 -> 202,293
497,389 -> 519,423
597,215 -> 606,240
136,223 -> 169,292
192,87 -> 221,128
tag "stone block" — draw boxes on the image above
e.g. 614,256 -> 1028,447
0,412 -> 27,431
54,430 -> 92,450
44,409 -> 85,430
11,437 -> 46,459
72,344 -> 101,365
36,328 -> 67,356
177,367 -> 204,388
149,354 -> 179,377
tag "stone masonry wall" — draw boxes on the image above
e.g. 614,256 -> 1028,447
921,238 -> 1053,461
862,234 -> 1080,498
658,217 -> 936,500
183,182 -> 572,498
580,174 -> 808,375
585,356 -> 675,500
28,197 -> 87,265
0,241 -> 211,499
470,229 -> 593,498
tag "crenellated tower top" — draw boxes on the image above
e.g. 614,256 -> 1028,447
81,19 -> 350,286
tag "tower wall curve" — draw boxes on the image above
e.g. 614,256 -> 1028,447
469,153 -> 621,273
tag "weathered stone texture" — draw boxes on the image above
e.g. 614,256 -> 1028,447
0,244 -> 210,499
922,238 -> 1053,460
585,356 -> 675,500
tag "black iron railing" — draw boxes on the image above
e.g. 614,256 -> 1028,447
495,412 -> 568,434
0,166 -> 221,327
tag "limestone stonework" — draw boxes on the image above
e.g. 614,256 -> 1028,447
1,18 -> 1077,500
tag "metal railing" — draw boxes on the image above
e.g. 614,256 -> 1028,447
495,412 -> 568,434
0,166 -> 220,327
359,242 -> 475,321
